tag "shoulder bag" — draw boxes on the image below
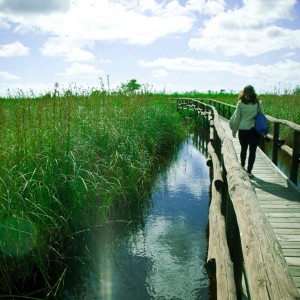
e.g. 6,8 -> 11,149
254,103 -> 268,135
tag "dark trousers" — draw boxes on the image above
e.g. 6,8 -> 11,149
238,128 -> 261,173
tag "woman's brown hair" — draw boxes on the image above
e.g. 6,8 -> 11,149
238,85 -> 258,104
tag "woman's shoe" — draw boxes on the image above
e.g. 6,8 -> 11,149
247,173 -> 254,178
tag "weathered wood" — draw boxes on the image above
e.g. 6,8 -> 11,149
222,137 -> 300,300
176,97 -> 300,298
206,142 -> 236,299
290,130 -> 300,184
281,144 -> 293,157
207,180 -> 237,300
266,115 -> 300,132
210,127 -> 214,142
210,106 -> 226,142
207,142 -> 223,191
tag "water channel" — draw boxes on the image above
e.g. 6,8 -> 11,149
59,134 -> 212,299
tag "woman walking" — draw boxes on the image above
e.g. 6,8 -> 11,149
230,85 -> 264,178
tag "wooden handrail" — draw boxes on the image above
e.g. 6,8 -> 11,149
175,97 -> 299,185
266,115 -> 300,132
206,142 -> 236,299
176,97 -> 300,299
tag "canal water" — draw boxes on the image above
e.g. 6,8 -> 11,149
59,134 -> 211,299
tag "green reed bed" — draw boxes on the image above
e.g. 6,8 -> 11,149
175,91 -> 300,147
0,91 -> 186,297
175,90 -> 300,124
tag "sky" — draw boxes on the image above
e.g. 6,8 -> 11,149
0,0 -> 300,96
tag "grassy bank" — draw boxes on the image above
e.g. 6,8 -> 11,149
0,91 -> 187,297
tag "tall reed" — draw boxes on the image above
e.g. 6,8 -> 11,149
0,89 -> 186,296
174,90 -> 300,146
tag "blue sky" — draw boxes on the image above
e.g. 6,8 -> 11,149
0,0 -> 300,96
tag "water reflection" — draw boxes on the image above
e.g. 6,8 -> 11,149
60,135 -> 210,299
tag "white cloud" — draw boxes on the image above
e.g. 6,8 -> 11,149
40,37 -> 95,62
0,71 -> 20,80
189,0 -> 300,56
0,0 -> 195,46
138,0 -> 161,13
98,58 -> 111,64
151,69 -> 169,78
0,41 -> 29,57
0,0 -> 298,94
186,0 -> 225,15
243,0 -> 297,21
140,57 -> 236,72
139,57 -> 300,82
0,0 -> 197,65
56,63 -> 104,77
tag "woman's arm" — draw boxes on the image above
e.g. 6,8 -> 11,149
229,102 -> 241,137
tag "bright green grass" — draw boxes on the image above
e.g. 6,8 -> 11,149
173,91 -> 300,147
0,91 -> 187,296
174,90 -> 300,124
1,87 -> 298,296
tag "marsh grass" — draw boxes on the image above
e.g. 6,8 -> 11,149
176,90 -> 300,146
1,86 -> 298,296
0,90 -> 186,296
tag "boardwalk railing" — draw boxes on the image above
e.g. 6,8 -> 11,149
176,98 -> 300,186
176,98 -> 300,300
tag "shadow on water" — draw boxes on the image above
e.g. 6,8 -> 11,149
58,132 -> 213,300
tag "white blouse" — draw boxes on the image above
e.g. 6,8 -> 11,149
229,100 -> 264,136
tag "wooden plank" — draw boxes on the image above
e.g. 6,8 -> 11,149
254,189 -> 299,196
286,257 -> 300,267
258,198 -> 299,204
265,212 -> 300,218
263,208 -> 300,213
288,266 -> 300,277
261,203 -> 300,209
271,223 -> 300,229
292,276 -> 300,287
277,235 -> 300,242
218,115 -> 300,298
274,228 -> 300,235
269,218 -> 300,223
282,249 -> 300,257
260,204 -> 300,209
264,193 -> 299,202
280,241 -> 300,249
222,138 -> 299,299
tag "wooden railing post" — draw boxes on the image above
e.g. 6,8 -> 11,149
290,130 -> 300,185
272,122 -> 280,165
221,103 -> 225,118
227,105 -> 230,119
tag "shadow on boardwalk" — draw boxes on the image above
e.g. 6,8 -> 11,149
252,177 -> 300,202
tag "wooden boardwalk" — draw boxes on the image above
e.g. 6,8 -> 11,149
220,116 -> 300,293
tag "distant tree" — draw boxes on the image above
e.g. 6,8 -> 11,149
293,85 -> 300,95
121,79 -> 142,93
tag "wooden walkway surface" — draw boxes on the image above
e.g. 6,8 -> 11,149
220,117 -> 300,292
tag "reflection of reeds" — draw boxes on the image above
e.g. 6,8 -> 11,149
0,89 -> 186,296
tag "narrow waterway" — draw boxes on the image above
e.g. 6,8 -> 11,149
59,134 -> 211,299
